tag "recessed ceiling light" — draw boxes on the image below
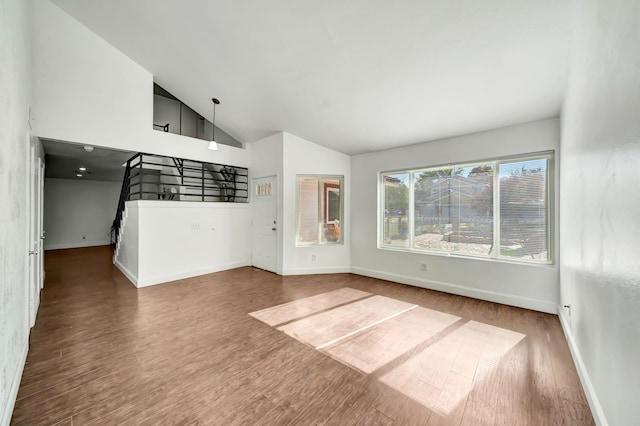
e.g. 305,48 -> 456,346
76,173 -> 83,177
78,166 -> 87,171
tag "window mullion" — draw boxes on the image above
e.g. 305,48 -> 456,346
493,162 -> 500,259
409,171 -> 415,249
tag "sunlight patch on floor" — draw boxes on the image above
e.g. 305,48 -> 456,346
277,295 -> 416,348
249,287 -> 371,326
249,289 -> 526,415
379,321 -> 525,415
321,306 -> 460,374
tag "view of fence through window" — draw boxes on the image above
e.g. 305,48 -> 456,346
381,153 -> 551,263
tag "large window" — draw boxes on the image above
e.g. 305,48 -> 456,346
296,175 -> 344,245
381,152 -> 553,263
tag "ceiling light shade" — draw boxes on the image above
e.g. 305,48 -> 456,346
208,97 -> 221,151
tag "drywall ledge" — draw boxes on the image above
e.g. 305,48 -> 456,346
558,310 -> 606,426
351,266 -> 558,314
126,200 -> 252,287
1,338 -> 28,426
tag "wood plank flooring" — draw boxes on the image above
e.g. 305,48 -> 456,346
12,246 -> 594,425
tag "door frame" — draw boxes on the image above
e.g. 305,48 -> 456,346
251,174 -> 278,273
26,133 -> 44,327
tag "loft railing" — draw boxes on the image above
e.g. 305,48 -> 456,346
111,152 -> 249,244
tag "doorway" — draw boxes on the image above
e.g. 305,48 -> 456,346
27,134 -> 44,327
251,175 -> 277,273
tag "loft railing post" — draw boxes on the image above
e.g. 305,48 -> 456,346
139,154 -> 144,199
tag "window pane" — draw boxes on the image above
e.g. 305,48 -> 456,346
413,164 -> 493,256
383,173 -> 409,248
296,175 -> 343,245
499,158 -> 548,261
297,176 -> 319,244
320,178 -> 342,243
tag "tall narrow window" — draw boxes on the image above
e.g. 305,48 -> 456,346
296,175 -> 343,245
498,158 -> 549,261
382,173 -> 410,248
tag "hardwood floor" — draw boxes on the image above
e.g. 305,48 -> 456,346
12,246 -> 594,425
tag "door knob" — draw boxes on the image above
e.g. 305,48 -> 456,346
272,227 -> 277,231
29,251 -> 37,255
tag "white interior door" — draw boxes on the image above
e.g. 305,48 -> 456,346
251,175 -> 277,273
27,135 -> 43,327
38,157 -> 45,290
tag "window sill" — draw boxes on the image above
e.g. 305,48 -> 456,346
377,245 -> 554,267
296,242 -> 344,247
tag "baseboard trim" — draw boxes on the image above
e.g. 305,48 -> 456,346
350,267 -> 557,314
136,260 -> 251,287
281,266 -> 351,276
114,259 -> 138,287
44,241 -> 110,251
1,337 -> 28,426
557,309 -> 607,426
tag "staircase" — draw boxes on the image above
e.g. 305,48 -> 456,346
111,152 -> 248,245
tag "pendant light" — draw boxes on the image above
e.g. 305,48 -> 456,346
208,97 -> 220,150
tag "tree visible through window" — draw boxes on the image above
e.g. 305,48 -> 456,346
381,153 -> 552,263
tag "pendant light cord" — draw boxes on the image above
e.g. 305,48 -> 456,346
212,97 -> 220,142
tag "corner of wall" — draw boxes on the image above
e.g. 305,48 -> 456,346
0,338 -> 28,426
557,308 -> 607,426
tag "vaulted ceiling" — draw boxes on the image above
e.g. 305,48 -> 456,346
52,0 -> 571,155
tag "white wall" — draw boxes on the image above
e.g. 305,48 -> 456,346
282,132 -> 351,274
351,119 -> 560,313
43,178 -> 121,250
32,0 -> 248,168
115,201 -> 251,287
114,202 -> 139,284
559,0 -> 640,424
0,0 -> 32,424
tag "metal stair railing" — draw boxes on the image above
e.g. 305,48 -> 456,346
111,152 -> 248,245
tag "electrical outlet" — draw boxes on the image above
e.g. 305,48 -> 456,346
311,254 -> 317,261
420,263 -> 427,272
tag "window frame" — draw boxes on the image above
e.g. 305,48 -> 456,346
296,174 -> 345,246
378,151 -> 554,265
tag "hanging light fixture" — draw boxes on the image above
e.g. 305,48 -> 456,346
208,97 -> 220,150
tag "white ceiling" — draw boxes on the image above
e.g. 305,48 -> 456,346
43,139 -> 134,182
52,0 -> 571,155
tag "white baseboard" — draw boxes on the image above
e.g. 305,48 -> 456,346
557,309 -> 607,426
281,265 -> 351,276
1,338 -> 28,426
114,258 -> 138,287
350,266 -> 557,314
136,260 -> 251,288
44,240 -> 110,251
